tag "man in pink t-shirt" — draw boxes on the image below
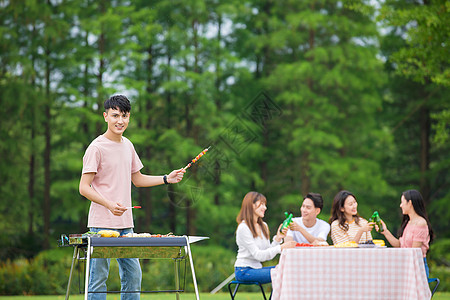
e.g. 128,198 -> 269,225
79,95 -> 185,300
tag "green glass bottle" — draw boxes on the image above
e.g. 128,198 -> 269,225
369,211 -> 384,233
280,212 -> 293,233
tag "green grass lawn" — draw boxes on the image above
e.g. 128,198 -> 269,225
0,293 -> 449,300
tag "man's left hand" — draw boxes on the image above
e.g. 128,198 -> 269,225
167,168 -> 186,183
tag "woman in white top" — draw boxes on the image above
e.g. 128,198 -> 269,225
234,191 -> 296,284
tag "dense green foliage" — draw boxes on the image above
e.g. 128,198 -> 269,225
0,0 -> 449,295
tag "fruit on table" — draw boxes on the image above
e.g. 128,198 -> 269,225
98,230 -> 120,237
334,241 -> 358,248
296,243 -> 313,247
312,240 -> 329,246
361,240 -> 375,244
373,239 -> 385,247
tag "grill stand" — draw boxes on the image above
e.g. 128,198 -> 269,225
63,235 -> 205,300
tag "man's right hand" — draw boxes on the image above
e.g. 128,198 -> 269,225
109,202 -> 127,216
289,221 -> 302,232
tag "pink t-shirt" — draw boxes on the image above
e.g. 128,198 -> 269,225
82,135 -> 143,229
399,223 -> 430,257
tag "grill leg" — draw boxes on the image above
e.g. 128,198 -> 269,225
175,258 -> 180,300
185,238 -> 200,300
65,246 -> 78,300
84,238 -> 91,300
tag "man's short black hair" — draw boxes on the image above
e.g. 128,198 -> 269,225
304,192 -> 323,210
104,95 -> 131,113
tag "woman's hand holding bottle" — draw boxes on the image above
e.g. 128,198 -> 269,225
359,222 -> 374,234
274,223 -> 287,242
377,219 -> 388,234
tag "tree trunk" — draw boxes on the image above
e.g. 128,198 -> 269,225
419,0 -> 431,206
419,106 -> 430,205
185,18 -> 200,236
213,14 -> 222,206
79,39 -> 91,233
28,47 -> 37,237
168,185 -> 176,233
261,126 -> 268,183
299,20 -> 315,196
300,151 -> 311,196
43,48 -> 52,250
28,115 -> 35,237
140,45 -> 155,231
96,0 -> 106,136
165,45 -> 177,233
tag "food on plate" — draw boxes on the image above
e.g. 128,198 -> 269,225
373,239 -> 385,247
358,239 -> 386,248
83,231 -> 101,237
312,240 -> 329,246
98,230 -> 120,237
359,240 -> 376,248
123,232 -> 181,238
295,243 -> 313,247
124,233 -> 152,237
360,240 -> 375,245
334,241 -> 358,248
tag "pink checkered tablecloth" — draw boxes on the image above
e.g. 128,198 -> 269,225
271,247 -> 431,300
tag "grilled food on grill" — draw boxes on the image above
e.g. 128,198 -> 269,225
98,230 -> 120,237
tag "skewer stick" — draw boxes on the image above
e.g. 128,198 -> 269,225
126,206 -> 141,209
184,146 -> 211,170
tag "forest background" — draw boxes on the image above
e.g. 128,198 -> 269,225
0,0 -> 449,295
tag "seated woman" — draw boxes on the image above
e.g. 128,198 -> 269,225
379,189 -> 434,278
329,190 -> 373,245
234,191 -> 296,284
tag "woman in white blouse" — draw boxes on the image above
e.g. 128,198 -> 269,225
234,191 -> 297,283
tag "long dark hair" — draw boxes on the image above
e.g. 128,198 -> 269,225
398,190 -> 434,244
329,190 -> 361,231
236,191 -> 270,239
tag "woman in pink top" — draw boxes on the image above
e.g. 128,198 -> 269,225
379,190 -> 434,278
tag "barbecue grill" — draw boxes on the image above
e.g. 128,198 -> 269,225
60,234 -> 208,300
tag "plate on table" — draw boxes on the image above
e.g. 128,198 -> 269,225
358,244 -> 376,248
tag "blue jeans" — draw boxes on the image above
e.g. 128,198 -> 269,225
88,228 -> 142,300
235,266 -> 275,284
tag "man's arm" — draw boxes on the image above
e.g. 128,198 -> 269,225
289,221 -> 324,244
297,226 -> 325,244
131,168 -> 186,187
79,172 -> 126,216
